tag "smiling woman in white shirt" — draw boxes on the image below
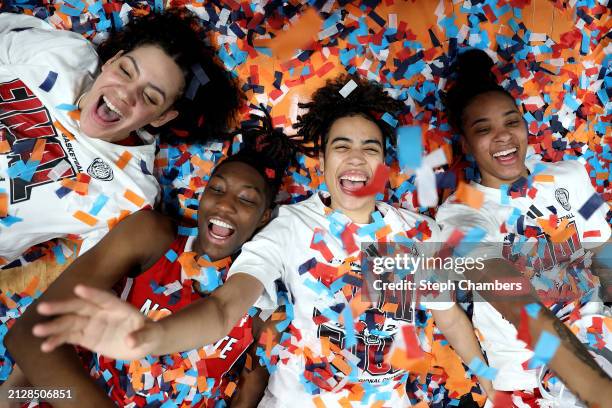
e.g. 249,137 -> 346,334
0,9 -> 242,267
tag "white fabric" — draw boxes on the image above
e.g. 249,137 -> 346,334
0,14 -> 159,264
436,159 -> 611,391
229,192 -> 442,407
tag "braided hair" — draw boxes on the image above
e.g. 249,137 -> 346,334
293,74 -> 403,156
214,105 -> 301,207
442,49 -> 516,134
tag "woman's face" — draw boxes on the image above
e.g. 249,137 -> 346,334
461,91 -> 528,188
320,114 -> 384,224
79,45 -> 184,142
195,161 -> 271,261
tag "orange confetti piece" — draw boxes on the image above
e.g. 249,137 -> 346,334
313,396 -> 326,408
533,174 -> 554,182
115,151 -> 133,169
454,182 -> 484,209
0,192 -> 8,218
23,276 -> 40,297
224,381 -> 237,397
256,8 -> 323,61
30,139 -> 46,162
162,367 -> 185,382
0,140 -> 10,153
124,189 -> 145,207
73,210 -> 98,226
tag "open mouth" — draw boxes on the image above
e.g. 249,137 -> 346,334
94,95 -> 124,123
492,147 -> 518,164
338,171 -> 370,194
207,217 -> 235,241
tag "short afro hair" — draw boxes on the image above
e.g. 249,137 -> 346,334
97,8 -> 244,143
293,74 -> 403,156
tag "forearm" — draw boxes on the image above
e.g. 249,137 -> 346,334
431,307 -> 494,396
152,296 -> 233,356
528,307 -> 611,406
5,319 -> 114,408
230,365 -> 269,408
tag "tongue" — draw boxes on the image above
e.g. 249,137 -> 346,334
340,179 -> 366,192
211,224 -> 233,238
97,102 -> 120,122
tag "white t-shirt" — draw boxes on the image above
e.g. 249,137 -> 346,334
0,14 -> 159,265
228,192 -> 442,407
436,159 -> 611,391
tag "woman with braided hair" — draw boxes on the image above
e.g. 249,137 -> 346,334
5,110 -> 298,407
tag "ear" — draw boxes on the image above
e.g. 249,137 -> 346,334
150,109 -> 179,128
257,208 -> 272,228
318,151 -> 325,173
101,50 -> 124,71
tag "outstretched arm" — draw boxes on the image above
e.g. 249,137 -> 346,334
5,211 -> 172,408
33,273 -> 264,360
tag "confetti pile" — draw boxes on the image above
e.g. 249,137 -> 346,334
1,0 -> 611,406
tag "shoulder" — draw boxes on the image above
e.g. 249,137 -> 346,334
110,210 -> 175,251
537,160 -> 586,178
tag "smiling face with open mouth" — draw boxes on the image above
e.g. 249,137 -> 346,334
461,91 -> 529,189
195,161 -> 271,261
320,114 -> 384,224
78,45 -> 184,143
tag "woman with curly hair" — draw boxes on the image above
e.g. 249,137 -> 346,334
6,112 -> 295,407
0,9 -> 243,267
30,74 -> 488,407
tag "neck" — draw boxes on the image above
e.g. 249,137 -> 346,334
480,167 -> 529,189
331,201 -> 375,224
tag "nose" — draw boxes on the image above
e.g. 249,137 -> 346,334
214,193 -> 238,215
117,85 -> 137,107
493,127 -> 513,143
346,147 -> 367,165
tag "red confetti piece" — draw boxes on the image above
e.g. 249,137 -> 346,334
351,164 -> 390,197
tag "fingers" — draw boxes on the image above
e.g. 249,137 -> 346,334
32,314 -> 87,338
37,297 -> 98,317
73,284 -> 129,310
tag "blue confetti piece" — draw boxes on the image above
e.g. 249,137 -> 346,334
177,226 -> 198,236
397,126 -> 422,170
342,305 -> 356,348
525,303 -> 541,318
52,245 -> 66,265
55,186 -> 72,199
89,194 -> 109,216
578,193 -> 604,221
381,112 -> 398,128
468,357 -> 498,381
59,4 -> 81,16
529,331 -> 560,369
165,249 -> 178,263
56,103 -> 79,111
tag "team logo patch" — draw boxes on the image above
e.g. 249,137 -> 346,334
555,188 -> 571,211
87,158 -> 113,181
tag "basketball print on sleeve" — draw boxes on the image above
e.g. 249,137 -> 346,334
0,79 -> 77,203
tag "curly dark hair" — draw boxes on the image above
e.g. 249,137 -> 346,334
442,49 -> 516,133
96,8 -> 244,142
293,74 -> 403,156
214,105 -> 301,208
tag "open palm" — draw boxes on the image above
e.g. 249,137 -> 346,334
33,285 -> 159,360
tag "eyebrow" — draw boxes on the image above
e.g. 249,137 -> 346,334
329,136 -> 383,147
212,173 -> 265,198
469,110 -> 520,128
125,55 -> 167,102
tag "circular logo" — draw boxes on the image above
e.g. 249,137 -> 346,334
554,188 -> 570,211
87,158 -> 113,181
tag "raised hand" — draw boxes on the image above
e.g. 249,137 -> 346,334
32,285 -> 161,360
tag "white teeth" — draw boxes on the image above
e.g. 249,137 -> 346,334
210,218 -> 235,230
493,148 -> 517,158
102,96 -> 124,118
340,175 -> 367,182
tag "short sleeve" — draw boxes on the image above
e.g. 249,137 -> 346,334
228,217 -> 289,311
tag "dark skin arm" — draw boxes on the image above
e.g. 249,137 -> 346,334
466,258 -> 612,407
4,210 -> 174,408
230,313 -> 273,408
